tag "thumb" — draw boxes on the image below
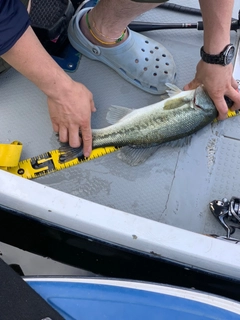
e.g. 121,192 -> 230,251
183,78 -> 201,91
91,100 -> 96,113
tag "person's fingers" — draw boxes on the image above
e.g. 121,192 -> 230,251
213,97 -> 229,120
81,125 -> 92,157
231,78 -> 239,91
183,78 -> 200,91
68,124 -> 81,148
58,125 -> 68,143
216,87 -> 240,119
47,82 -> 94,154
91,100 -> 96,112
229,87 -> 240,111
52,122 -> 59,133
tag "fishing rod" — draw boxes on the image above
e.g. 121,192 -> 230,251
128,3 -> 240,32
158,3 -> 203,17
134,1 -> 234,20
159,3 -> 239,23
128,19 -> 240,32
128,21 -> 205,32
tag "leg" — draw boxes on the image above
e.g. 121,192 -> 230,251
81,0 -> 159,46
68,0 -> 176,95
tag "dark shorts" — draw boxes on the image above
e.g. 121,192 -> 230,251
0,0 -> 30,73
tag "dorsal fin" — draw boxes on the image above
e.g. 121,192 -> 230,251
106,105 -> 134,125
165,83 -> 182,97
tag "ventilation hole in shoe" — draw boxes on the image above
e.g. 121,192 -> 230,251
119,68 -> 127,74
135,59 -> 139,63
164,71 -> 168,74
153,73 -> 157,76
155,46 -> 159,50
155,66 -> 159,69
143,67 -> 148,71
156,58 -> 160,61
150,50 -> 154,54
145,40 -> 149,44
165,62 -> 169,66
162,54 -> 166,57
141,48 -> 145,52
134,79 -> 141,85
150,86 -> 158,92
145,58 -> 149,61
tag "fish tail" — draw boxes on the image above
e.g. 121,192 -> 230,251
58,144 -> 83,163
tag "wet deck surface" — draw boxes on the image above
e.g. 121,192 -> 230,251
1,0 -> 240,239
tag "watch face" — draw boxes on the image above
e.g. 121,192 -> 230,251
225,45 -> 235,65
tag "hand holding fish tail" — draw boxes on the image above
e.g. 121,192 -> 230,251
184,61 -> 240,120
47,79 -> 96,158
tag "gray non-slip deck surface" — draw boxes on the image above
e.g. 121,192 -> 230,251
1,1 -> 240,238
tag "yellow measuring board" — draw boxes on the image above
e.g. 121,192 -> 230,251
213,109 -> 240,122
0,109 -> 239,179
1,146 -> 119,179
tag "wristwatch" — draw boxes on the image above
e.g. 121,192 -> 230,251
200,44 -> 235,66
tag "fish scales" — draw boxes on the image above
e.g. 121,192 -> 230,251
91,92 -> 215,147
59,85 -> 218,165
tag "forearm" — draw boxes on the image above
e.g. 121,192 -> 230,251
199,0 -> 234,54
1,26 -> 72,100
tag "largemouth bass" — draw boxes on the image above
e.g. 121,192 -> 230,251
59,84 -> 218,165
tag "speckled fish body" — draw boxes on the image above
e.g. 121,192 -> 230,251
92,86 -> 216,147
60,85 -> 217,165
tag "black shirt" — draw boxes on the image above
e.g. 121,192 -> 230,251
0,0 -> 30,55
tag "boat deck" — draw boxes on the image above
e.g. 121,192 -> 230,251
1,1 -> 240,265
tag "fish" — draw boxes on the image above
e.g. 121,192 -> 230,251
59,84 -> 218,166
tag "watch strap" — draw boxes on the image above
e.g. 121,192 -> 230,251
200,44 -> 234,66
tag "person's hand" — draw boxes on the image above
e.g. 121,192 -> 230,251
184,60 -> 240,120
47,79 -> 96,157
